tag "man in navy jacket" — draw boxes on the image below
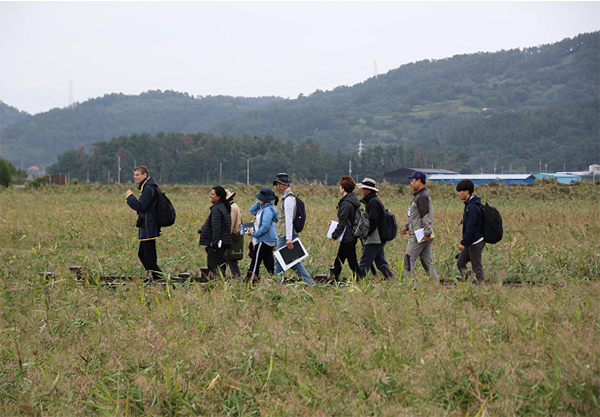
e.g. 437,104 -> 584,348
126,165 -> 162,281
456,179 -> 485,282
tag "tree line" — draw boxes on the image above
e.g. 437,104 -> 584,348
46,132 -> 461,185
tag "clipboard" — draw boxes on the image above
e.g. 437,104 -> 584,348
274,238 -> 309,271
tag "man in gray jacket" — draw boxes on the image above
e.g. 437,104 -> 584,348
401,171 -> 439,281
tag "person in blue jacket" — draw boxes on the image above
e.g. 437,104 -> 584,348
246,187 -> 279,283
125,165 -> 162,281
456,179 -> 485,282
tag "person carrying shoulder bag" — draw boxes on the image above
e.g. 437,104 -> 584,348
198,186 -> 232,279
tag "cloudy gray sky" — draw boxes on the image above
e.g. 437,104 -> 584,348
1,1 -> 598,115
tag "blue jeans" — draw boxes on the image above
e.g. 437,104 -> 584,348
274,237 -> 315,285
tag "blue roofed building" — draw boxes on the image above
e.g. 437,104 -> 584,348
428,174 -> 536,186
533,173 -> 583,184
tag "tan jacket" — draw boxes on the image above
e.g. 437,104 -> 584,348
230,202 -> 243,234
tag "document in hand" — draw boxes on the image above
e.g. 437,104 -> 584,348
326,221 -> 345,242
415,228 -> 434,243
274,238 -> 309,271
239,221 -> 254,235
415,228 -> 426,243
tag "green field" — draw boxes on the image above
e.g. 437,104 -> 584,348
1,182 -> 599,415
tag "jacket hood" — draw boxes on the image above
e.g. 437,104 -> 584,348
341,192 -> 361,209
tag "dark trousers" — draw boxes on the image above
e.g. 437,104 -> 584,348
246,241 -> 275,282
206,246 -> 228,278
457,240 -> 485,281
332,239 -> 359,280
138,239 -> 161,279
358,243 -> 394,279
227,260 -> 241,278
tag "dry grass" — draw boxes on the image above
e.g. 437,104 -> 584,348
0,181 -> 599,415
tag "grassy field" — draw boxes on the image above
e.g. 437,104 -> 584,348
1,181 -> 599,415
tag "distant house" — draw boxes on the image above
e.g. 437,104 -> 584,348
428,174 -> 536,186
384,168 -> 459,185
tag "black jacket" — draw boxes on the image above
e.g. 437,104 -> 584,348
332,192 -> 361,243
461,194 -> 484,246
126,176 -> 160,240
199,201 -> 233,248
361,191 -> 384,236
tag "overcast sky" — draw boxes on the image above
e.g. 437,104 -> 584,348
1,1 -> 598,115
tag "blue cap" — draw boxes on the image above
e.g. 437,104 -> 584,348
407,170 -> 426,182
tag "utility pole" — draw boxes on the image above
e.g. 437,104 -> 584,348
118,156 -> 121,184
539,159 -> 542,173
246,158 -> 249,185
219,161 -> 222,184
349,160 -> 352,177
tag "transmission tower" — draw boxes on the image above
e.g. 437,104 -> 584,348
358,139 -> 364,156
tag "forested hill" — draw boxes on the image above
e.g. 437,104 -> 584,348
0,93 -> 283,167
2,31 -> 599,172
0,101 -> 31,129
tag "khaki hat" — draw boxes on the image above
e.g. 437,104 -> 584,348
225,189 -> 236,200
357,178 -> 379,192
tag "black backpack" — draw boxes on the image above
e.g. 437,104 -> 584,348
376,199 -> 398,242
480,202 -> 503,244
352,207 -> 370,239
379,209 -> 398,242
152,185 -> 176,227
284,193 -> 306,233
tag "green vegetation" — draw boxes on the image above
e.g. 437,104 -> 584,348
0,157 -> 28,187
2,32 -> 598,173
1,182 -> 599,415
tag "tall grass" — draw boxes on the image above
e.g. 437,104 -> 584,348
0,181 -> 599,415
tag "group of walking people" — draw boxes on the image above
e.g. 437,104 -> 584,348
126,165 -> 487,284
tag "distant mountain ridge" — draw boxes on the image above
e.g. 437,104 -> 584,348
1,31 -> 598,171
0,101 -> 31,129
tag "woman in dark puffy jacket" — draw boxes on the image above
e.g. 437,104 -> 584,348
199,186 -> 232,278
330,175 -> 361,280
